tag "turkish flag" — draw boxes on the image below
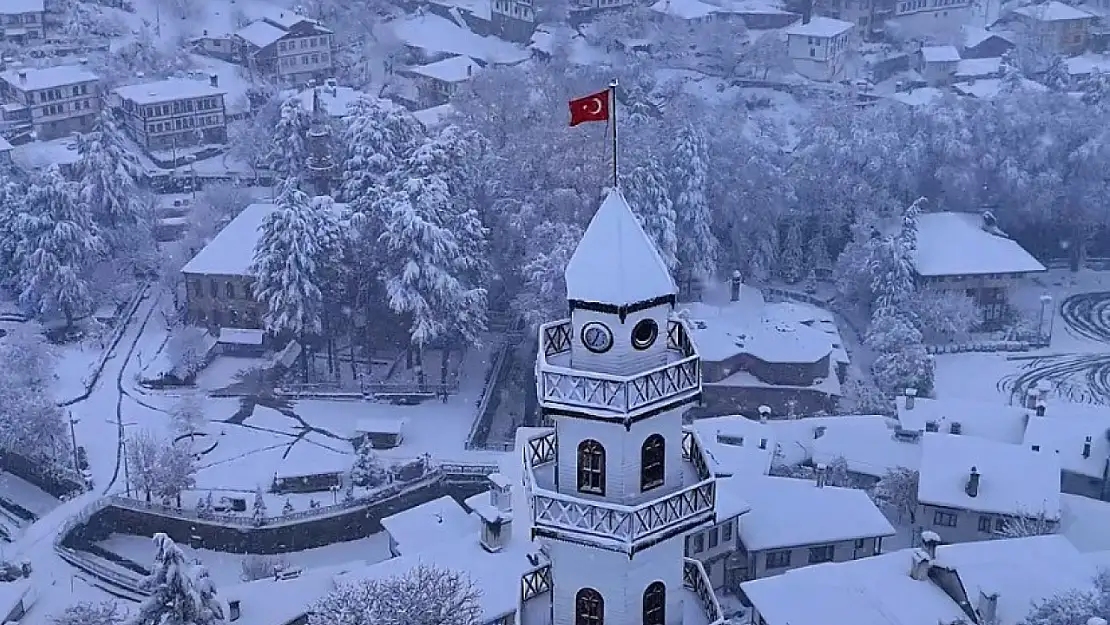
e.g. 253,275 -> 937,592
569,90 -> 610,127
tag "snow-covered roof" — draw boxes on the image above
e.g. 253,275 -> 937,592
0,64 -> 98,91
564,189 -> 677,306
1023,406 -> 1110,479
956,56 -> 1003,77
428,0 -> 492,21
896,395 -> 1029,444
962,25 -> 1011,48
715,476 -> 754,520
680,299 -> 835,365
734,475 -> 894,551
380,495 -> 478,556
218,328 -> 263,345
888,87 -> 945,107
693,415 -> 777,478
114,78 -> 226,105
0,135 -> 11,152
273,437 -> 353,479
389,14 -> 530,64
785,16 -> 853,38
0,578 -> 32,623
1066,53 -> 1110,76
235,20 -> 288,48
355,417 -> 405,435
649,0 -> 720,19
810,416 -> 923,478
913,212 -> 1046,277
0,0 -> 43,13
261,9 -> 316,30
182,203 -> 276,276
742,535 -> 1096,625
291,85 -> 372,118
412,103 -> 456,129
921,45 -> 960,63
1013,0 -> 1093,21
406,55 -> 481,83
10,136 -> 79,171
952,77 -> 1048,98
917,433 -> 1061,518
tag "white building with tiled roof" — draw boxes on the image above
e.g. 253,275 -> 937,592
112,77 -> 228,153
784,16 -> 854,81
0,0 -> 44,41
0,64 -> 100,139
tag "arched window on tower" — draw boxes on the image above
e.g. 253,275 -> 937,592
577,439 -> 606,495
643,582 -> 666,625
575,588 -> 604,625
641,434 -> 665,491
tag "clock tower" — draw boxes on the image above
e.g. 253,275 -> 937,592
522,189 -> 718,625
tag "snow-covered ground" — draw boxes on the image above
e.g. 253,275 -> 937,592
96,531 -> 392,588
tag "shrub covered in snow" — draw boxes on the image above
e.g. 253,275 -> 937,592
309,563 -> 480,625
240,555 -> 290,582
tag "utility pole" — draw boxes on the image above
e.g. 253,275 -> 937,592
67,412 -> 80,472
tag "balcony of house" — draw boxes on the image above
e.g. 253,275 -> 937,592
522,427 -> 716,553
683,557 -> 726,625
537,318 -> 701,418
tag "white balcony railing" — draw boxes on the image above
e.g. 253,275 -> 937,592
537,319 -> 701,418
683,557 -> 725,625
523,428 -> 716,552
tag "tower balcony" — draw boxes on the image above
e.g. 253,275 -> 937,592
683,557 -> 726,625
522,427 -> 716,555
537,319 -> 701,420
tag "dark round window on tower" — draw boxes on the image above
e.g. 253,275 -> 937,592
631,318 -> 658,351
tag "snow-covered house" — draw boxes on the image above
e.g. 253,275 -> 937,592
380,495 -> 479,556
909,212 -> 1046,327
685,476 -> 752,590
955,55 -> 1003,80
916,433 -> 1061,544
112,77 -> 228,154
785,16 -> 855,81
727,474 -> 894,585
692,415 -> 778,478
1009,1 -> 1095,55
0,0 -> 44,41
895,392 -> 1030,445
1023,403 -> 1110,501
649,0 -> 721,24
0,64 -> 101,140
742,535 -> 1097,625
918,45 -> 960,84
489,0 -> 537,43
961,26 -> 1014,58
400,55 -> 482,107
891,0 -> 972,39
232,13 -> 335,87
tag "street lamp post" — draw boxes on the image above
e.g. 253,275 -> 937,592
1040,294 -> 1056,345
186,154 -> 197,199
67,412 -> 80,472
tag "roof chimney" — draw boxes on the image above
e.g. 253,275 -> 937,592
815,463 -> 827,488
467,63 -> 472,77
965,466 -> 980,498
920,530 -> 941,559
925,420 -> 938,433
730,270 -> 742,302
801,0 -> 812,23
1025,388 -> 1039,410
910,548 -> 933,581
479,473 -> 513,553
210,73 -> 219,88
977,591 -> 999,625
949,421 -> 962,435
758,405 -> 771,423
904,388 -> 917,410
1084,436 -> 1092,459
17,71 -> 26,83
1035,401 -> 1046,417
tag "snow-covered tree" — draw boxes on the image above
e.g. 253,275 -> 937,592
511,221 -> 583,330
999,510 -> 1059,538
308,563 -> 481,625
870,467 -> 919,523
808,228 -> 832,277
14,166 -> 104,327
155,443 -> 196,506
350,440 -> 387,488
743,35 -> 791,80
838,371 -> 896,415
622,162 -> 677,273
267,98 -> 312,180
669,124 -> 716,283
52,600 -> 124,625
171,391 -> 206,439
1020,573 -> 1110,625
341,97 -> 424,211
126,429 -> 162,502
183,184 -> 255,251
130,533 -> 224,625
825,456 -> 855,488
872,338 -> 934,396
912,289 -> 982,342
779,218 -> 804,283
164,327 -> 212,381
250,180 -> 334,379
76,110 -> 144,242
0,325 -> 67,462
251,486 -> 267,526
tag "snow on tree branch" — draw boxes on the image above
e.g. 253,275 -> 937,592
309,563 -> 481,625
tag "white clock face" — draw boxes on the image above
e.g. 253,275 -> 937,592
581,322 -> 614,354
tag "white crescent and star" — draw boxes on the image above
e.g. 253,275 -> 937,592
586,97 -> 604,115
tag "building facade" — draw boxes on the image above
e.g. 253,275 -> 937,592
233,15 -> 335,87
0,0 -> 44,41
785,16 -> 855,81
0,65 -> 100,139
523,188 -> 725,625
491,0 -> 536,42
113,77 -> 228,153
1011,1 -> 1094,55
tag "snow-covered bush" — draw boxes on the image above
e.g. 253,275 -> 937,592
913,289 -> 982,343
999,509 -> 1059,538
309,563 -> 481,625
350,440 -> 387,488
164,327 -> 213,381
870,467 -> 919,523
52,600 -> 123,625
252,487 -> 267,526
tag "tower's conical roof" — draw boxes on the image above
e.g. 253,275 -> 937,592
564,189 -> 677,307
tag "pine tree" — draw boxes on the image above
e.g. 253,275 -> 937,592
350,439 -> 386,487
131,533 -> 224,625
808,228 -> 832,278
779,218 -> 804,283
75,110 -> 144,250
251,486 -> 267,526
622,162 -> 678,273
15,166 -> 104,327
341,97 -> 424,210
267,97 -> 312,181
669,124 -> 716,283
250,180 -> 330,380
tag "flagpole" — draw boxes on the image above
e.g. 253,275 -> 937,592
609,78 -> 618,188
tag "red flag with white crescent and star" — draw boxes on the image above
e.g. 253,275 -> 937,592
568,89 -> 610,127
